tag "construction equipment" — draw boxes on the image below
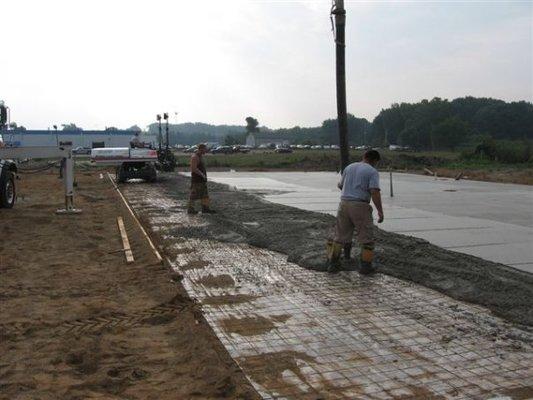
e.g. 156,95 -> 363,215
0,102 -> 16,208
156,147 -> 177,172
0,158 -> 17,208
0,142 -> 81,213
91,147 -> 159,183
156,113 -> 177,172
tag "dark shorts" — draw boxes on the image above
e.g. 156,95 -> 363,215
190,181 -> 208,200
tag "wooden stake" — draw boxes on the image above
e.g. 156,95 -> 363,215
117,216 -> 134,264
107,173 -> 164,264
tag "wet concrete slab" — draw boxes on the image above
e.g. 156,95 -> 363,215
207,172 -> 533,273
123,182 -> 533,400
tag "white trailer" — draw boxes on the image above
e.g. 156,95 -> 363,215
0,142 -> 81,213
90,147 -> 159,183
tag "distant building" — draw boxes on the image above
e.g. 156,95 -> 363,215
246,133 -> 289,148
245,133 -> 256,147
3,130 -> 157,148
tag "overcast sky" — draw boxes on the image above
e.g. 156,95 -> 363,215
2,0 -> 531,130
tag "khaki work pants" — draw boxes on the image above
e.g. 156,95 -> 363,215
334,200 -> 374,245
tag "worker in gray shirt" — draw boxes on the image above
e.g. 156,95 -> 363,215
327,150 -> 384,274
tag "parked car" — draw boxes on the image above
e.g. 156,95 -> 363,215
183,146 -> 198,153
232,146 -> 250,154
275,146 -> 293,154
211,146 -> 233,154
73,147 -> 92,155
389,145 -> 412,151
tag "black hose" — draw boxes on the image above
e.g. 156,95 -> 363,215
17,161 -> 60,174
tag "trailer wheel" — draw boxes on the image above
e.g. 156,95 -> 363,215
0,172 -> 16,208
146,164 -> 157,182
117,164 -> 127,183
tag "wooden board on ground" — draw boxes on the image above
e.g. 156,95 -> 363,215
117,216 -> 134,263
107,173 -> 163,264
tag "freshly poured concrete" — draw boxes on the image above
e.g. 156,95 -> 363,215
207,171 -> 533,273
123,182 -> 533,400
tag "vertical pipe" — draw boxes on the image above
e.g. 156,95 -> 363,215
157,115 -> 162,152
165,119 -> 169,151
158,121 -> 162,152
390,169 -> 394,197
333,0 -> 349,172
64,148 -> 74,210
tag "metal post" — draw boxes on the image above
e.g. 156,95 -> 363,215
389,169 -> 394,198
56,143 -> 81,214
164,112 -> 169,151
157,114 -> 162,152
332,0 -> 349,172
64,154 -> 74,209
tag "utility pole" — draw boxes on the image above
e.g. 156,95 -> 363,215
332,0 -> 349,172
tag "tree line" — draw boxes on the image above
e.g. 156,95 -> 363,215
371,97 -> 533,150
148,97 -> 532,151
7,97 -> 531,152
270,96 -> 532,150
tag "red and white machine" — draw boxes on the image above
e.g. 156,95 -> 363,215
91,147 -> 159,183
90,148 -> 158,164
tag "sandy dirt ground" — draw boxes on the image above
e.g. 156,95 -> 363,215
156,174 -> 533,328
0,171 -> 259,400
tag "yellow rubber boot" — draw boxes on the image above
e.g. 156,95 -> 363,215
201,198 -> 216,214
326,241 -> 343,273
359,243 -> 376,275
187,200 -> 198,214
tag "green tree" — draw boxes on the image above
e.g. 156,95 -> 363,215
61,123 -> 83,131
245,117 -> 259,133
224,133 -> 246,146
430,117 -> 470,150
127,125 -> 142,132
8,122 -> 26,131
321,114 -> 370,145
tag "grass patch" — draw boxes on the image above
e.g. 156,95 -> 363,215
176,150 -> 532,184
177,150 -> 460,171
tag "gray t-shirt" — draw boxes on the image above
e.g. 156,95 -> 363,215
340,162 -> 380,202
